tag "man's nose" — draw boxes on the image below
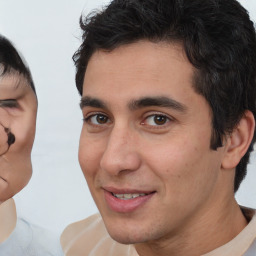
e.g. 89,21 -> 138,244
99,126 -> 141,176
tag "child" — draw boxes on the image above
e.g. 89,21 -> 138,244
0,35 -> 63,255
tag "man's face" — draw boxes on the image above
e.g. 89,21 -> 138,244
0,75 -> 37,203
79,41 -> 229,244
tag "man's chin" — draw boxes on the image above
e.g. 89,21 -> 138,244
105,225 -> 149,245
101,211 -> 155,244
108,232 -> 142,245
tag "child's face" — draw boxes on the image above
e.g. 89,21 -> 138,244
0,74 -> 37,203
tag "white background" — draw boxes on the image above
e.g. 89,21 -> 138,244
0,0 -> 255,236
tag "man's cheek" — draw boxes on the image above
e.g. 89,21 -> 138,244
79,149 -> 98,178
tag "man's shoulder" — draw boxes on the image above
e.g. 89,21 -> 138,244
61,213 -> 103,240
61,213 -> 106,252
61,213 -> 137,256
61,213 -> 108,255
244,239 -> 256,256
242,208 -> 256,256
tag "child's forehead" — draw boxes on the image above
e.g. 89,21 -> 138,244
0,73 -> 31,92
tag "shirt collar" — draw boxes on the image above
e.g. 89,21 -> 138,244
202,207 -> 256,256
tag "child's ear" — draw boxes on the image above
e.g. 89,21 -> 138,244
221,110 -> 255,169
0,108 -> 14,155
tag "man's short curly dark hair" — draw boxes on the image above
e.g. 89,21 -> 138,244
73,0 -> 256,192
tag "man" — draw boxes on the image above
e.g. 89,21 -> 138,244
61,0 -> 256,255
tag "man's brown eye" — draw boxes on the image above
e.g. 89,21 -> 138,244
154,115 -> 167,125
84,114 -> 110,125
142,114 -> 172,127
96,114 -> 108,124
142,114 -> 170,126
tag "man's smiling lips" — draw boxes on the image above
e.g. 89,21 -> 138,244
103,187 -> 156,213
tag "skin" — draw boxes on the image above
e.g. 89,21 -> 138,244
79,41 -> 252,256
0,74 -> 37,203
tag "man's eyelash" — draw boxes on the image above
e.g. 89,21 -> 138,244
83,113 -> 109,122
83,114 -> 99,122
83,115 -> 91,122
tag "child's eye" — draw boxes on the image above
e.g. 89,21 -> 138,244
142,114 -> 171,126
0,99 -> 19,108
84,113 -> 110,125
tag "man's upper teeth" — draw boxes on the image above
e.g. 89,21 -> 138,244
113,193 -> 146,199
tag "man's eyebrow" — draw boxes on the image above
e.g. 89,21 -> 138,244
80,96 -> 107,109
128,96 -> 187,112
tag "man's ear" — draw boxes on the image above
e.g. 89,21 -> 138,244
221,110 -> 255,169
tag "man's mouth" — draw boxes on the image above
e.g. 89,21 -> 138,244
104,189 -> 155,213
112,193 -> 149,200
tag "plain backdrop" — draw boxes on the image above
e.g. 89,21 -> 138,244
0,0 -> 256,236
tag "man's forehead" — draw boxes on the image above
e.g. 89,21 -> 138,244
84,41 -> 192,84
89,40 -> 186,61
83,41 -> 197,100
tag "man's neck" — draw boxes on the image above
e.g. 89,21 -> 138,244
134,199 -> 247,256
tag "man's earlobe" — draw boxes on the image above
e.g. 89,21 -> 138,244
221,110 -> 255,169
